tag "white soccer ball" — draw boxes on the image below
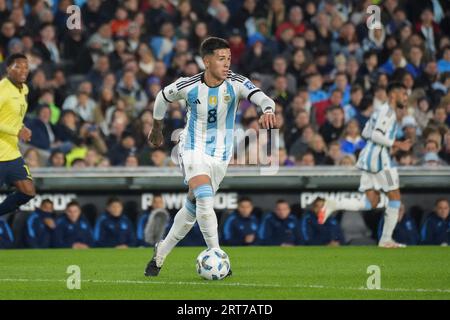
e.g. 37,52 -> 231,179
196,248 -> 231,280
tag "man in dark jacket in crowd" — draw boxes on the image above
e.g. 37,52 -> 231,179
53,201 -> 94,248
420,198 -> 450,245
222,197 -> 259,246
94,197 -> 136,248
25,104 -> 57,151
258,199 -> 301,246
24,199 -> 55,248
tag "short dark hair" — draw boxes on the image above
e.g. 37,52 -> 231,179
435,198 -> 449,206
66,200 -> 81,209
6,53 -> 27,67
41,199 -> 53,206
312,197 -> 325,206
238,196 -> 253,205
107,196 -> 122,206
276,199 -> 289,206
387,82 -> 406,94
200,37 -> 230,57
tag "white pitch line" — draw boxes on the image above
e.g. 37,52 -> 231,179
0,278 -> 450,294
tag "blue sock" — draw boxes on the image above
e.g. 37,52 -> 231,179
0,192 -> 34,216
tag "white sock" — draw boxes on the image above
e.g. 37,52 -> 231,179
335,197 -> 372,211
157,199 -> 196,260
194,184 -> 220,249
380,200 -> 400,243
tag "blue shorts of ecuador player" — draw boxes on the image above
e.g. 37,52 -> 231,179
0,156 -> 32,187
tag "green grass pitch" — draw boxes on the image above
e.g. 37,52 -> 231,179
0,246 -> 449,300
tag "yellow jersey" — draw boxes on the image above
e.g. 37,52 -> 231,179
0,77 -> 29,161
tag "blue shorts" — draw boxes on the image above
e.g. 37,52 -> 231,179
0,157 -> 33,187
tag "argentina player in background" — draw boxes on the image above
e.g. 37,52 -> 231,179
318,83 -> 412,248
144,37 -> 277,276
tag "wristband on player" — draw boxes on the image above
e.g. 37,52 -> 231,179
263,107 -> 274,114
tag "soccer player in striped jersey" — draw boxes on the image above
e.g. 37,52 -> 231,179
0,54 -> 36,217
144,37 -> 276,276
318,83 -> 412,248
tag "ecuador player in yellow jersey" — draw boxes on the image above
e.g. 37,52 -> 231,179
0,53 -> 36,217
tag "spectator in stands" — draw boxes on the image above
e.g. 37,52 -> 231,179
405,46 -> 424,79
377,202 -> 419,245
108,131 -> 137,166
23,147 -> 43,168
150,147 -> 169,167
116,70 -> 148,116
319,104 -> 345,144
86,54 -> 111,96
379,47 -> 407,76
222,197 -> 259,246
437,46 -> 450,73
0,218 -> 14,249
314,89 -> 344,130
53,201 -> 94,249
308,134 -> 328,165
420,199 -> 450,245
343,85 -> 363,123
258,199 -> 301,246
299,197 -> 345,246
414,96 -> 433,131
62,88 -> 97,123
25,105 -> 57,152
394,150 -> 414,166
94,197 -> 136,248
24,199 -> 55,248
339,119 -> 366,157
48,150 -> 66,167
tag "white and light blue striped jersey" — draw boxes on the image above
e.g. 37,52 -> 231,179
161,71 -> 263,162
356,103 -> 399,173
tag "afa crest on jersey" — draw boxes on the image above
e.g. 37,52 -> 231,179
223,94 -> 231,103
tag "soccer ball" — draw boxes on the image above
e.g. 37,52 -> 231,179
196,248 -> 231,280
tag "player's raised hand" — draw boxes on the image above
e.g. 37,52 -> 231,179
18,126 -> 32,142
259,113 -> 277,129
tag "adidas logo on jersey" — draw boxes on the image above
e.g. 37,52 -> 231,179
189,99 -> 201,105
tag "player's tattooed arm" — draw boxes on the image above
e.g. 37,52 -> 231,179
148,119 -> 164,147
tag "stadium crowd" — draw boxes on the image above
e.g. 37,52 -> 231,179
0,196 -> 448,248
0,0 -> 448,168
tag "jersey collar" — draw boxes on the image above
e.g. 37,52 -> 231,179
201,72 -> 225,88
